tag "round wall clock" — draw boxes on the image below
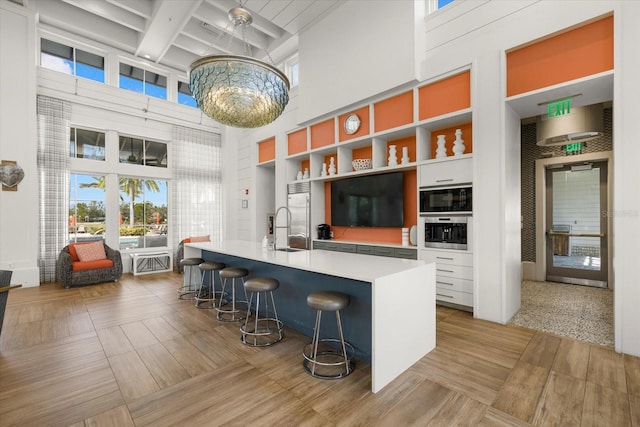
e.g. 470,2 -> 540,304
344,114 -> 361,135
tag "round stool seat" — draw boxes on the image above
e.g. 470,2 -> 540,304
199,261 -> 225,271
180,257 -> 204,267
307,291 -> 349,312
244,277 -> 279,293
220,267 -> 249,279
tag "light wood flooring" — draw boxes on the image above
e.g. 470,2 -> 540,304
0,272 -> 638,426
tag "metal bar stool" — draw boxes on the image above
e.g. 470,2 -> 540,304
302,291 -> 355,379
195,261 -> 226,309
178,257 -> 204,300
216,267 -> 250,321
240,277 -> 284,346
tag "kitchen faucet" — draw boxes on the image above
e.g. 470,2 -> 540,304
273,206 -> 292,251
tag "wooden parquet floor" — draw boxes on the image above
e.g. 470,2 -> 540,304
0,272 -> 638,426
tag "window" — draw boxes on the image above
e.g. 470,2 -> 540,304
119,63 -> 167,99
178,81 -> 197,107
69,173 -> 106,243
119,178 -> 168,249
119,136 -> 168,167
284,54 -> 299,88
40,39 -> 105,83
427,0 -> 455,14
70,128 -> 105,160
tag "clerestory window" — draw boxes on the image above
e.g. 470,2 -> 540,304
40,38 -> 105,83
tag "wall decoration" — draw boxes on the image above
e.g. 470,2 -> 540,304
1,160 -> 25,191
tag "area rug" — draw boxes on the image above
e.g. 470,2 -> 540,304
510,280 -> 613,347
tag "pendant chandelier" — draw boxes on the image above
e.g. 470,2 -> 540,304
189,6 -> 290,128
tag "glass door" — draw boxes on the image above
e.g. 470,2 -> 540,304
545,161 -> 608,288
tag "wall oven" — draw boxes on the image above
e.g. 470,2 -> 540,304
419,185 -> 472,215
423,216 -> 469,250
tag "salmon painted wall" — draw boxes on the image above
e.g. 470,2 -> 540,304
506,15 -> 613,96
324,170 -> 417,244
374,91 -> 413,132
287,128 -> 307,155
310,119 -> 335,149
389,135 -> 416,163
338,106 -> 370,142
257,137 -> 275,163
418,70 -> 471,120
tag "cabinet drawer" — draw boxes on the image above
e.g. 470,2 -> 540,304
393,248 -> 417,260
435,276 -> 473,293
435,288 -> 473,307
421,250 -> 473,267
373,246 -> 395,257
313,241 -> 357,253
435,264 -> 473,280
356,245 -> 375,255
420,157 -> 472,187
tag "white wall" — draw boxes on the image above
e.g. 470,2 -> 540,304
298,1 -> 418,123
0,2 -> 38,286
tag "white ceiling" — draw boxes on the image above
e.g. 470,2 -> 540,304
12,0 -> 342,72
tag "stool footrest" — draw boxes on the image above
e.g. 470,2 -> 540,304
216,300 -> 249,322
302,338 -> 355,379
240,318 -> 284,347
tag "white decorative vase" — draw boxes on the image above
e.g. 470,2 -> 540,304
321,163 -> 327,177
452,129 -> 466,156
401,146 -> 410,165
296,170 -> 303,180
388,145 -> 398,166
328,157 -> 337,175
303,168 -> 309,179
435,135 -> 447,158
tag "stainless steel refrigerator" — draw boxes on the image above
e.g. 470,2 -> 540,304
287,182 -> 310,250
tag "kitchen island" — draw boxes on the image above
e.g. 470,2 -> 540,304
185,240 -> 435,393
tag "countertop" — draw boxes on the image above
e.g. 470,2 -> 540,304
186,240 -> 428,283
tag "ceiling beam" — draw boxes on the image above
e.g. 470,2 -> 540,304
61,0 -> 146,32
135,0 -> 204,62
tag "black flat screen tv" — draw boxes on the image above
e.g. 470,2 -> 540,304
331,172 -> 404,227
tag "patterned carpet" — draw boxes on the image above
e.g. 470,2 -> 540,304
510,280 -> 614,347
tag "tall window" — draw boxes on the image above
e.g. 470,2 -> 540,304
177,81 -> 197,107
70,127 -> 105,160
119,63 -> 167,99
284,54 -> 299,88
40,38 -> 105,83
69,173 -> 106,243
119,178 -> 168,249
119,136 -> 168,167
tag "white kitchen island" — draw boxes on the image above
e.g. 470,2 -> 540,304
185,240 -> 436,393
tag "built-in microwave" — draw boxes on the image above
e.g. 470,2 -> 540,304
419,185 -> 472,215
423,216 -> 469,250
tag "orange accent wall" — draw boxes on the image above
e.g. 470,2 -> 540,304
430,122 -> 473,158
374,91 -> 414,132
388,135 -> 416,163
257,137 -> 275,163
310,119 -> 335,149
418,70 -> 471,121
287,128 -> 307,155
338,106 -> 370,142
323,154 -> 337,172
351,146 -> 372,170
507,15 -> 613,97
323,170 -> 417,244
300,159 -> 310,174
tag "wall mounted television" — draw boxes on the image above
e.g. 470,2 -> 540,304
331,172 -> 404,227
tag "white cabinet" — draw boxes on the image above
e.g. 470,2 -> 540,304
420,248 -> 473,310
419,155 -> 473,187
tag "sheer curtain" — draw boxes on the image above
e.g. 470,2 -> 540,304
171,125 -> 223,246
37,95 -> 71,282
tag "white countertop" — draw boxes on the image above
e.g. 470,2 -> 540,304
186,240 -> 428,282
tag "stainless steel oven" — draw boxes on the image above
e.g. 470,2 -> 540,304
423,216 -> 469,250
419,185 -> 472,215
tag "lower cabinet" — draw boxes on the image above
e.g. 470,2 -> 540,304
314,240 -> 417,260
420,249 -> 473,311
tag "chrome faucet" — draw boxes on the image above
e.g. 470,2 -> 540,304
273,206 -> 292,251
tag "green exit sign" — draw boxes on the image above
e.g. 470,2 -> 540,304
548,98 -> 572,118
566,142 -> 582,153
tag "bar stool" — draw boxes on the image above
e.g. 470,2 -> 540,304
240,277 -> 284,347
302,291 -> 355,379
178,257 -> 204,300
216,267 -> 249,321
195,261 -> 226,309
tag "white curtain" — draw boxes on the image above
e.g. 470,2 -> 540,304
37,95 -> 71,282
171,125 -> 223,245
